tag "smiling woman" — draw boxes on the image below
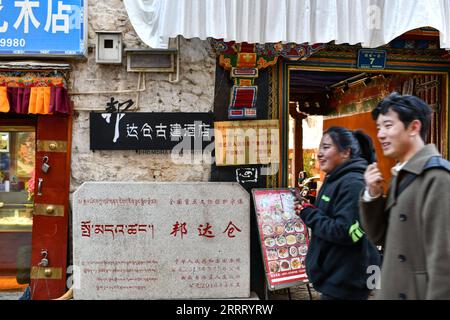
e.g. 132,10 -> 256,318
317,134 -> 348,174
295,126 -> 381,300
318,127 -> 376,174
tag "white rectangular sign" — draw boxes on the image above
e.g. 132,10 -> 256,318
73,182 -> 250,299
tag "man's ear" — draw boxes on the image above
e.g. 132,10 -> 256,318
408,119 -> 422,137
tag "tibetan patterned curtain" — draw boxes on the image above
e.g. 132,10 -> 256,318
0,71 -> 70,115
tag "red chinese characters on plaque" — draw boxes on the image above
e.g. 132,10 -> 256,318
252,189 -> 310,290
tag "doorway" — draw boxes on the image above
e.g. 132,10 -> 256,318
0,114 -> 73,301
286,68 -> 448,189
0,68 -> 73,300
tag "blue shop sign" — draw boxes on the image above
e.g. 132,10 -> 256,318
0,0 -> 86,57
357,49 -> 387,70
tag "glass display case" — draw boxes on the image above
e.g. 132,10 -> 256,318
0,127 -> 34,289
0,191 -> 33,232
0,129 -> 35,232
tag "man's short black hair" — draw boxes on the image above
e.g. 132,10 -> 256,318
372,92 -> 432,141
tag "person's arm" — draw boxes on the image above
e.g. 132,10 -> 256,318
359,162 -> 388,247
300,179 -> 365,245
420,171 -> 450,299
359,195 -> 388,246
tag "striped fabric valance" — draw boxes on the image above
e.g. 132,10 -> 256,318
0,71 -> 70,115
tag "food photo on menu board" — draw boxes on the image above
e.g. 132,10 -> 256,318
252,189 -> 310,290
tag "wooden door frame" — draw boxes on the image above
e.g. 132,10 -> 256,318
279,62 -> 450,187
30,113 -> 72,300
0,113 -> 72,299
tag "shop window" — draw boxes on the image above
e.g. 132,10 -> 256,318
0,126 -> 34,293
0,127 -> 35,231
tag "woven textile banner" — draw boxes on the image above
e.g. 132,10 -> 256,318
0,72 -> 70,115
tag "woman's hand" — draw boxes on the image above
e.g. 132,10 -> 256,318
293,196 -> 311,216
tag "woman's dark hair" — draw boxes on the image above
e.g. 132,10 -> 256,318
371,92 -> 432,141
323,126 -> 376,164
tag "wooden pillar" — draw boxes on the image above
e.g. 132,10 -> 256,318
289,102 -> 306,187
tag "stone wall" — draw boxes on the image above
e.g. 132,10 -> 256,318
68,0 -> 216,193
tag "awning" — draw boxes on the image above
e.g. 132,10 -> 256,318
124,0 -> 450,49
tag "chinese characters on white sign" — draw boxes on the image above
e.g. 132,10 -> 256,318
0,0 -> 86,56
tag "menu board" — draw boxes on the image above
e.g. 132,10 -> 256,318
252,189 -> 310,290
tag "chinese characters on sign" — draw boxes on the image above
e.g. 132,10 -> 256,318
102,98 -> 134,143
105,97 -> 134,113
73,182 -> 250,299
214,120 -> 280,166
171,258 -> 243,290
169,221 -> 242,239
90,111 -> 214,151
0,0 -> 86,56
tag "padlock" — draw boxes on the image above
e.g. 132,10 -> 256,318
39,250 -> 49,267
41,156 -> 50,173
39,258 -> 49,267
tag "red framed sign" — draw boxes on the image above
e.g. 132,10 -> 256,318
252,189 -> 310,290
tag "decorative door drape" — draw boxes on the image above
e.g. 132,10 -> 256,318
0,71 -> 70,115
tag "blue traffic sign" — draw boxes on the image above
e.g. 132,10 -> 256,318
0,0 -> 86,57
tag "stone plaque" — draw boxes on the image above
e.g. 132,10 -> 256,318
73,182 -> 250,299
